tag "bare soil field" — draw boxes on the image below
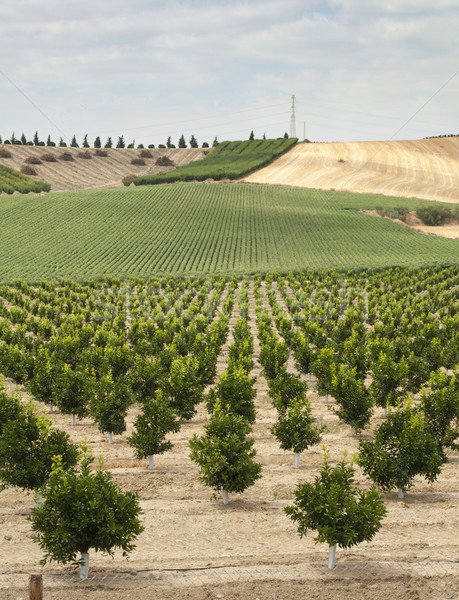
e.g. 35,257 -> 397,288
0,146 -> 205,192
243,137 -> 459,205
0,287 -> 458,599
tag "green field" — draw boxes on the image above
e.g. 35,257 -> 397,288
0,163 -> 50,194
0,183 -> 457,283
125,138 -> 298,186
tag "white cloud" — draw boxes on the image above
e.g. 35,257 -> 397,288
0,0 -> 458,145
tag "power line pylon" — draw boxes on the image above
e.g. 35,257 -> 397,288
289,94 -> 296,139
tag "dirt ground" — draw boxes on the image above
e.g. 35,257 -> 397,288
362,210 -> 459,240
0,286 -> 458,599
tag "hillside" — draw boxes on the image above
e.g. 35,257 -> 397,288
0,183 -> 457,282
243,137 -> 459,204
0,145 -> 205,192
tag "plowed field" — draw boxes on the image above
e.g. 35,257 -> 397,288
244,137 -> 459,204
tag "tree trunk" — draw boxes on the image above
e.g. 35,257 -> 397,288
80,552 -> 89,580
324,394 -> 328,405
328,544 -> 337,569
35,493 -> 44,508
222,489 -> 229,505
294,452 -> 300,469
398,487 -> 405,499
49,402 -> 53,413
108,432 -> 113,444
349,426 -> 354,437
72,414 -> 76,426
148,455 -> 155,470
28,573 -> 43,600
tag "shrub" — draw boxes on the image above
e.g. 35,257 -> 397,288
416,205 -> 453,226
131,158 -> 146,166
25,156 -> 43,165
0,148 -> 12,158
21,165 -> 38,176
78,151 -> 92,159
95,149 -> 108,157
42,153 -> 57,162
155,155 -> 175,167
139,149 -> 153,158
59,152 -> 74,162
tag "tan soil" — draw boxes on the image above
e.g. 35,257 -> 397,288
243,137 -> 459,204
363,210 -> 459,240
0,146 -> 206,192
0,285 -> 458,599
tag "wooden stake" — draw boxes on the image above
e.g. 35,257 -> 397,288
29,573 -> 43,600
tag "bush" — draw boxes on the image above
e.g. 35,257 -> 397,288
42,153 -> 57,162
416,205 -> 453,226
155,155 -> 175,167
131,158 -> 146,166
59,152 -> 74,162
95,149 -> 108,157
78,151 -> 92,159
21,165 -> 38,176
0,148 -> 12,158
25,156 -> 43,165
139,149 -> 153,158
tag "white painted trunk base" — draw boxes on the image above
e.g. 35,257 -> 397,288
148,455 -> 155,470
108,432 -> 113,444
222,490 -> 229,505
328,545 -> 337,569
294,452 -> 300,469
80,553 -> 89,580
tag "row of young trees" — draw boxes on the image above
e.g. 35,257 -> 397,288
0,269 -> 457,572
0,132 -> 213,150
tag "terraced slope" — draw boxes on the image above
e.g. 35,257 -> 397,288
0,146 -> 205,192
243,138 -> 459,204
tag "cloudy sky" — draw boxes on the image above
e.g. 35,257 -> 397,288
1,0 -> 458,147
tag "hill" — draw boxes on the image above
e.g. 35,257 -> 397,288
0,183 -> 457,282
243,137 -> 459,204
0,145 -> 205,192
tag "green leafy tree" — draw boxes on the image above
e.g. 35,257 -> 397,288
20,133 -> 27,145
33,131 -> 40,146
104,137 -> 113,148
52,364 -> 93,424
116,135 -> 125,148
285,450 -> 386,568
358,400 -> 444,498
419,369 -> 459,458
28,347 -> 62,411
178,134 -> 186,148
90,370 -> 132,443
189,134 -> 198,148
259,338 -> 289,380
94,136 -> 101,148
271,398 -> 324,467
267,367 -> 307,410
30,446 -> 144,579
82,134 -> 90,148
311,346 -> 336,403
46,135 -> 55,147
206,366 -> 256,423
160,355 -> 203,420
249,130 -> 255,141
369,346 -> 409,410
127,390 -> 181,469
58,137 -> 67,147
189,400 -> 262,504
330,364 -> 374,436
0,399 -> 78,492
166,136 -> 173,148
70,135 -> 79,147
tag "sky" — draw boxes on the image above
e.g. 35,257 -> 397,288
1,0 -> 458,148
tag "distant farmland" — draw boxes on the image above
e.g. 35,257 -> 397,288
0,183 -> 457,283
